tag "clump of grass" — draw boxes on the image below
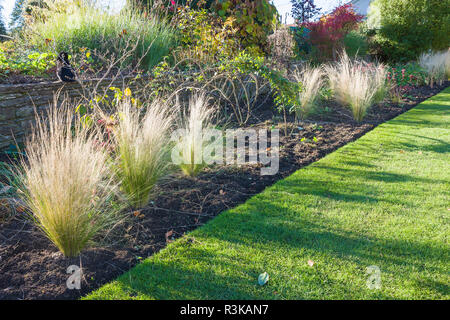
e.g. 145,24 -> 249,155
293,65 -> 324,120
325,52 -> 389,122
419,50 -> 450,86
114,100 -> 174,208
25,0 -> 176,70
371,63 -> 390,104
17,103 -> 121,257
177,94 -> 215,177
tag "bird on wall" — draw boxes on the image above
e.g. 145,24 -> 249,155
56,52 -> 76,82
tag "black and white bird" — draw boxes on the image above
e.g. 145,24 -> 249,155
56,52 -> 76,82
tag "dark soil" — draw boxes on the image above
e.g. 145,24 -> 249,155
0,82 -> 448,300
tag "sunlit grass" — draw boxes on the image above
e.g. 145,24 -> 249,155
25,1 -> 176,70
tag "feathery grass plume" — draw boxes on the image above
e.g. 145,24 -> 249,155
325,52 -> 388,122
177,94 -> 215,177
293,65 -> 324,120
115,99 -> 174,208
371,63 -> 389,105
419,50 -> 450,86
17,102 -> 122,257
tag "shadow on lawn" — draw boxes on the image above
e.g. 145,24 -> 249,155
385,132 -> 450,154
107,161 -> 448,299
108,228 -> 398,300
387,101 -> 450,129
103,92 -> 449,299
111,195 -> 447,299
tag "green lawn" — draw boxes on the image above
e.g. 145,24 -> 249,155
85,88 -> 450,300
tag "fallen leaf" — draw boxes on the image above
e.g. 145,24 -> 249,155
165,230 -> 174,243
258,272 -> 269,286
132,210 -> 141,217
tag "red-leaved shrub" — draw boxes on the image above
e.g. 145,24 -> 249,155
304,3 -> 363,61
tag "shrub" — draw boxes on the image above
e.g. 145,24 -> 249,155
24,1 -> 176,71
173,6 -> 240,63
305,3 -> 363,61
371,0 -> 450,62
343,30 -> 368,58
176,94 -> 215,177
387,62 -> 428,87
114,100 -> 174,208
419,50 -> 450,86
293,65 -> 324,120
220,51 -> 301,114
325,52 -> 389,122
212,0 -> 278,53
17,103 -> 121,257
0,41 -> 56,79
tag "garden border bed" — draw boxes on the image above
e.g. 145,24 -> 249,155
0,82 -> 448,300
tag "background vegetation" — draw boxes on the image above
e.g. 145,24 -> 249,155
369,0 -> 450,62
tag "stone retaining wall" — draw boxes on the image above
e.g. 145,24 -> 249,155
0,78 -> 144,149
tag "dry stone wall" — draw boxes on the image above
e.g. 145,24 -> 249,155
0,78 -> 144,149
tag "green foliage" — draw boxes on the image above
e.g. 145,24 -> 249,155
9,0 -> 26,31
387,63 -> 428,87
373,0 -> 450,62
0,41 -> 56,78
292,26 -> 312,58
343,30 -> 368,58
174,6 -> 240,62
219,51 -> 301,112
0,3 -> 7,36
213,0 -> 277,53
25,1 -> 177,71
75,86 -> 140,130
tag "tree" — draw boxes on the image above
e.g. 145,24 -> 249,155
291,0 -> 321,25
305,3 -> 363,61
9,0 -> 26,31
373,0 -> 450,62
0,2 -> 7,36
